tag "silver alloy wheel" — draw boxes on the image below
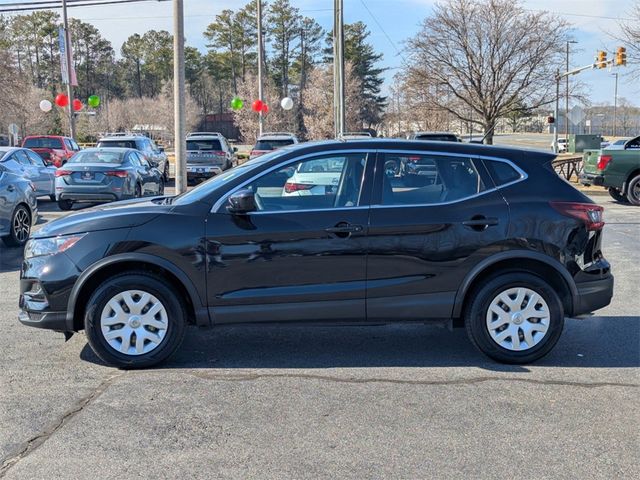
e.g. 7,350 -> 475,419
100,290 -> 169,356
13,208 -> 30,243
486,287 -> 550,351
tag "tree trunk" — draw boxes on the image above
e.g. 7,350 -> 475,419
483,120 -> 494,145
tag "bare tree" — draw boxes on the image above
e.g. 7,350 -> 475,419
405,0 -> 568,144
617,0 -> 640,80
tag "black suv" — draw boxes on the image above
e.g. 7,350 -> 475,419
19,140 -> 613,368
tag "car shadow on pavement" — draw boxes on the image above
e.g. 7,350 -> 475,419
80,315 -> 640,371
0,246 -> 23,273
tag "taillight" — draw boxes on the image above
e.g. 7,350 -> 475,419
408,156 -> 420,163
105,170 -> 128,178
284,182 -> 314,193
597,155 -> 612,171
250,150 -> 267,158
550,202 -> 604,231
213,150 -> 226,157
55,169 -> 72,177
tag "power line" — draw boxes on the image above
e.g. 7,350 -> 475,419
0,0 -> 167,13
358,0 -> 401,55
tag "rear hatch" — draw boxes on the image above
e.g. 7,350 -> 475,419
186,138 -> 225,166
251,138 -> 294,158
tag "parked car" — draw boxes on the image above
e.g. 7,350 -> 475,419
19,139 -> 613,368
282,156 -> 345,197
407,131 -> 462,142
54,148 -> 164,211
550,138 -> 568,153
0,147 -> 56,200
603,138 -> 630,150
96,133 -> 170,181
0,163 -> 37,247
250,132 -> 298,159
186,132 -> 236,184
580,135 -> 640,204
21,135 -> 80,167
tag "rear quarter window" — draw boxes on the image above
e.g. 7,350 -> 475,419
483,160 -> 523,186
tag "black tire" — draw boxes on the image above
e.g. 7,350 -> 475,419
158,178 -> 165,195
84,272 -> 186,369
135,183 -> 142,198
58,199 -> 73,211
49,194 -> 56,202
2,204 -> 31,247
608,187 -> 627,203
626,174 -> 640,206
464,272 -> 564,364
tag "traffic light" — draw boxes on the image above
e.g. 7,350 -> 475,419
596,51 -> 607,69
616,47 -> 627,66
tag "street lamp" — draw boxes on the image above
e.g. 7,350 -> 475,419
611,72 -> 618,137
565,40 -> 578,140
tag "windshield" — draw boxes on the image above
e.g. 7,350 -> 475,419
23,137 -> 63,149
187,139 -> 222,151
172,149 -> 289,205
68,150 -> 125,164
255,139 -> 294,150
97,140 -> 137,149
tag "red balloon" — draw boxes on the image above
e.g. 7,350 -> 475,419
261,103 -> 269,114
252,100 -> 264,112
72,99 -> 83,111
55,93 -> 69,107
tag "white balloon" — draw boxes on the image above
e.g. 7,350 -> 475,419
39,100 -> 52,112
281,97 -> 294,110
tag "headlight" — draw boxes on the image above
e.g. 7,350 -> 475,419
24,233 -> 86,259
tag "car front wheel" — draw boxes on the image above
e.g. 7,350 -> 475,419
84,272 -> 186,368
465,272 -> 564,364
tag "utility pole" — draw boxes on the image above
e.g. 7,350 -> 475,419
257,0 -> 264,136
554,69 -> 560,154
61,0 -> 75,140
611,72 -> 618,137
173,0 -> 186,194
565,41 -> 577,140
333,0 -> 345,138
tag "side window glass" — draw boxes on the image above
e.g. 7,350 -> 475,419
14,150 -> 32,166
245,153 -> 368,212
139,154 -> 150,167
26,150 -> 46,167
129,152 -> 141,167
64,139 -> 73,150
71,140 -> 80,151
382,154 -> 485,205
483,160 -> 522,186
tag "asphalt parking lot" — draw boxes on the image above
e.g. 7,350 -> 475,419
0,193 -> 638,479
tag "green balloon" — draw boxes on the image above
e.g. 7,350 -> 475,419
87,95 -> 100,108
230,97 -> 244,110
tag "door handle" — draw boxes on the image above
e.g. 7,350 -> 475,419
325,222 -> 363,237
7,185 -> 15,192
462,216 -> 499,231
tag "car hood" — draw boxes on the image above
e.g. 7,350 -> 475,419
33,197 -> 172,238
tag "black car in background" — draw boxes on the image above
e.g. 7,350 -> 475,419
19,140 -> 613,368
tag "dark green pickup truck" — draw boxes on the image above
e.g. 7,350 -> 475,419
580,135 -> 640,205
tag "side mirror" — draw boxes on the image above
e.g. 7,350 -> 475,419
227,189 -> 257,214
158,147 -> 165,153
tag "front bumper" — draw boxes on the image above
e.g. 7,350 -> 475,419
18,310 -> 70,332
573,274 -> 614,316
579,172 -> 604,187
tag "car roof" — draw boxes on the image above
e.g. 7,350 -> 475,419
99,136 -> 143,141
78,147 -> 135,153
411,131 -> 458,136
258,132 -> 297,140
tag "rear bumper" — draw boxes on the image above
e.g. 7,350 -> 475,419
573,274 -> 614,316
579,172 -> 604,186
58,191 -> 121,202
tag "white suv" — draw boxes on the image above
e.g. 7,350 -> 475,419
186,132 -> 236,183
250,132 -> 299,159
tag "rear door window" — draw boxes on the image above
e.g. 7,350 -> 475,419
26,150 -> 46,167
255,139 -> 294,150
14,150 -> 32,166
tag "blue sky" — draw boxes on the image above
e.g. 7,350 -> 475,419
2,0 -> 636,105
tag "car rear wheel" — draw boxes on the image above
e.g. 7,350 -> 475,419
465,272 -> 564,364
2,205 -> 31,247
608,187 -> 627,203
626,174 -> 640,206
58,199 -> 73,211
163,162 -> 170,182
135,183 -> 142,198
84,272 -> 186,369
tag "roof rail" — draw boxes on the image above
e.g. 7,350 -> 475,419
187,132 -> 223,137
100,132 -> 145,138
260,132 -> 296,137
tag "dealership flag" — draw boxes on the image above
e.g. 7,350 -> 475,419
58,27 -> 78,86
